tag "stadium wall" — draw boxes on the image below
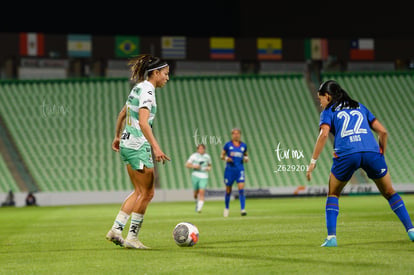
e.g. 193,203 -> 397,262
4,182 -> 414,207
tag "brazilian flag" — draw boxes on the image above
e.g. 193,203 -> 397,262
115,36 -> 139,58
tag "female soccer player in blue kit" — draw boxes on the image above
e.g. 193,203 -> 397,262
306,80 -> 414,247
221,128 -> 248,217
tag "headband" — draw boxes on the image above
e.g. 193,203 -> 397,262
147,63 -> 168,72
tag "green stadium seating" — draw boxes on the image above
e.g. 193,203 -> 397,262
0,79 -> 132,192
0,154 -> 18,193
1,72 -> 412,192
155,74 -> 333,190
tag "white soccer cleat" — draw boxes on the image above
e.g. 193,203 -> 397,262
124,238 -> 150,249
240,209 -> 247,216
106,229 -> 124,247
223,208 -> 229,217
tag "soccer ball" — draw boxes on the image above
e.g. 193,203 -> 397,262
173,222 -> 199,247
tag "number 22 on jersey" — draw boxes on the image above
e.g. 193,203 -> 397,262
337,110 -> 367,142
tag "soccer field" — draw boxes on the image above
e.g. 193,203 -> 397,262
1,195 -> 414,274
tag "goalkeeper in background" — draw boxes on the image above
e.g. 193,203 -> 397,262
186,144 -> 212,213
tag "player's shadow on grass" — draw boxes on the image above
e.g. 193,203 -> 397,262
198,238 -> 270,249
191,249 -> 390,268
340,239 -> 411,248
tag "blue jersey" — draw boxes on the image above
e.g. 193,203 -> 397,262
223,141 -> 247,170
319,103 -> 380,157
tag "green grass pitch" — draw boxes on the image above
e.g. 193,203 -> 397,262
1,195 -> 414,274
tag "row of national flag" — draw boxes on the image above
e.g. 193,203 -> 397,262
20,33 -> 93,58
19,33 -> 376,61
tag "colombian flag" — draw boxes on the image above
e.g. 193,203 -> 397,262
210,37 -> 235,60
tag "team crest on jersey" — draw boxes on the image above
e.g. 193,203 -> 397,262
229,146 -> 234,150
241,147 -> 245,152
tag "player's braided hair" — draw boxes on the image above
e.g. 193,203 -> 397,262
128,54 -> 168,82
318,80 -> 359,111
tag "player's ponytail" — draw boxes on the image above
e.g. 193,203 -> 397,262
318,80 -> 359,111
128,54 -> 168,83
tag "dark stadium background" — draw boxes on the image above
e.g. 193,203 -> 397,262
2,1 -> 414,38
1,0 -> 414,205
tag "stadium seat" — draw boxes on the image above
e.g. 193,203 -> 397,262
1,72 -> 412,193
0,154 -> 18,192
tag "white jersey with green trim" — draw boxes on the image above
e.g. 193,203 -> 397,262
186,153 -> 212,179
120,80 -> 156,150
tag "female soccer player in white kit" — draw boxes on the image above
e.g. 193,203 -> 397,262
186,144 -> 212,213
106,54 -> 170,249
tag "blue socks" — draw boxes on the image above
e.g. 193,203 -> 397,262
225,192 -> 231,209
224,189 -> 246,210
388,193 -> 414,232
323,193 -> 413,240
325,196 -> 339,236
239,189 -> 246,210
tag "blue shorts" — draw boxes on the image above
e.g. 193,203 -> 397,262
331,152 -> 388,182
224,168 -> 245,186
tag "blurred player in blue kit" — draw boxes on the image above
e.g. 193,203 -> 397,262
221,128 -> 248,217
306,80 -> 414,247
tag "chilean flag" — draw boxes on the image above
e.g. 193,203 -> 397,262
19,32 -> 45,56
350,38 -> 374,60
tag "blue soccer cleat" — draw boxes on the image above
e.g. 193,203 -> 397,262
408,229 -> 414,241
321,236 -> 337,247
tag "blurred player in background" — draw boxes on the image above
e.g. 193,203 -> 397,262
306,80 -> 414,247
221,128 -> 248,217
106,54 -> 170,249
185,144 -> 212,213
